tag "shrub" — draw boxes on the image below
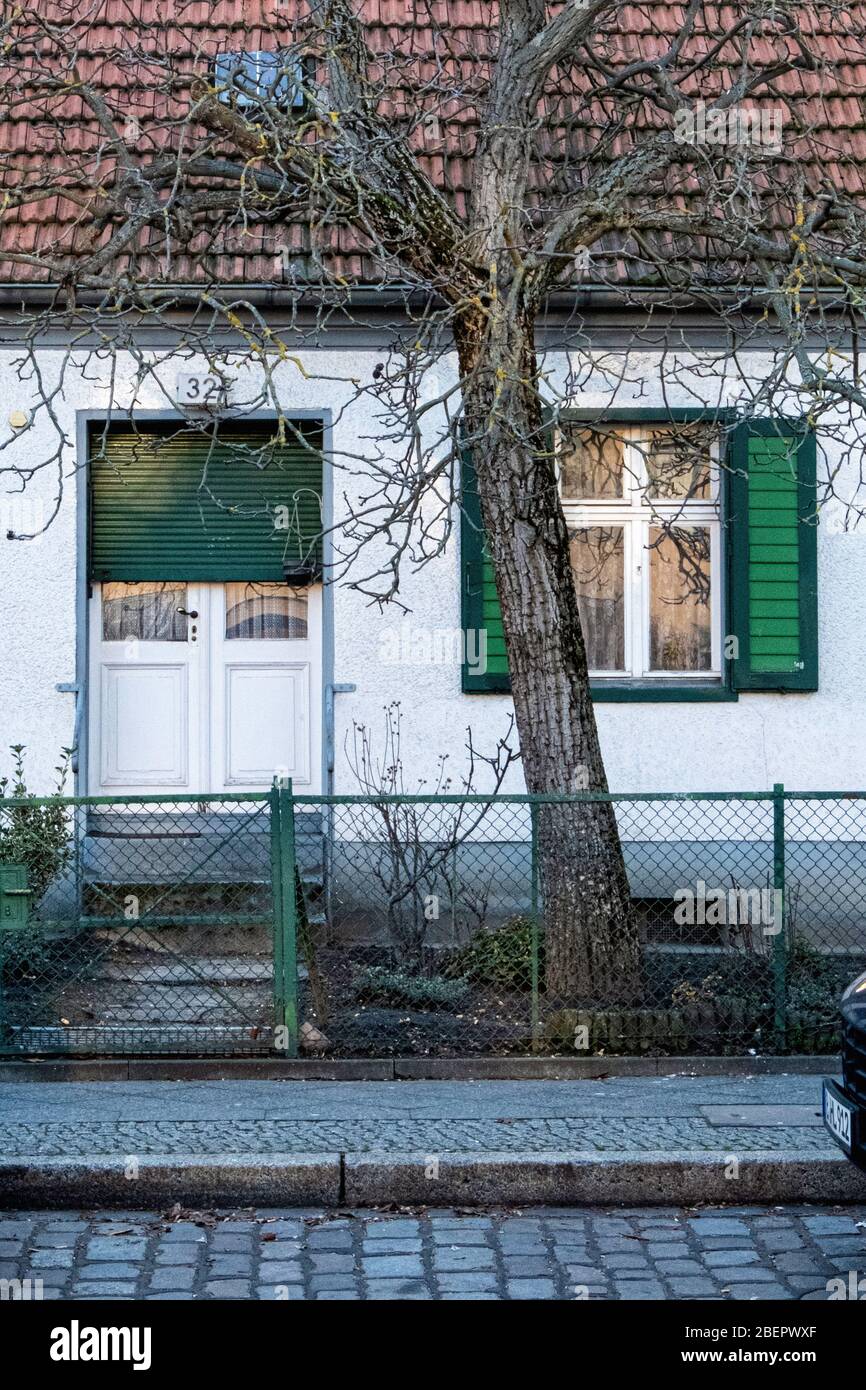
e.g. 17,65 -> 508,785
353,966 -> 470,1012
446,915 -> 542,991
0,744 -> 73,903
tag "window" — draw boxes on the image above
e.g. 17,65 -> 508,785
560,422 -> 721,681
214,51 -> 305,111
102,582 -> 188,642
225,583 -> 308,639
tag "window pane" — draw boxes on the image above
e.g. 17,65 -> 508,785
645,424 -> 714,499
225,583 -> 308,639
102,583 -> 187,641
560,427 -> 624,499
215,51 -> 303,109
649,527 -> 712,671
569,527 -> 625,671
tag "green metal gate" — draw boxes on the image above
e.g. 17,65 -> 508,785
0,788 -> 300,1057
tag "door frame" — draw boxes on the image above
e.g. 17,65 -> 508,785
75,408 -> 334,799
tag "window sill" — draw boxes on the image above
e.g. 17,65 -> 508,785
590,684 -> 737,702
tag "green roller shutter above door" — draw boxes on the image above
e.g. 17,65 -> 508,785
89,421 -> 324,582
460,453 -> 510,691
729,420 -> 818,691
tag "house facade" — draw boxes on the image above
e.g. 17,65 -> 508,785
0,338 -> 859,806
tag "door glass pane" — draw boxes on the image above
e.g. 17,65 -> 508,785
560,426 -> 624,499
569,527 -> 625,671
649,526 -> 712,671
645,425 -> 714,499
225,582 -> 308,639
102,582 -> 188,641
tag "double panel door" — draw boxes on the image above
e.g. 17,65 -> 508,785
89,581 -> 321,795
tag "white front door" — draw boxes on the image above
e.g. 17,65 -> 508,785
89,581 -> 321,795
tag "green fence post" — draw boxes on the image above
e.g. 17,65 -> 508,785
530,802 -> 540,1051
772,782 -> 787,1052
270,784 -> 284,1048
271,782 -> 299,1058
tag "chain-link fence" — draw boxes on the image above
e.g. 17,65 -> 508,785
294,789 -> 866,1059
0,792 -> 279,1054
2,786 -> 864,1057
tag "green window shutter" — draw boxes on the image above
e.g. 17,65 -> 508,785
729,421 -> 818,691
89,422 -> 324,582
460,452 -> 510,691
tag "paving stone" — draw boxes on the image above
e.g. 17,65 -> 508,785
210,1233 -> 254,1252
361,1255 -> 424,1278
667,1277 -> 721,1297
503,1256 -> 552,1277
803,1216 -> 860,1235
149,1266 -> 197,1291
656,1259 -> 707,1276
433,1247 -> 496,1272
431,1228 -> 490,1246
310,1274 -> 360,1293
726,1282 -> 791,1299
5,1202 -> 866,1303
772,1252 -> 825,1274
306,1229 -> 353,1250
85,1238 -> 148,1260
72,1281 -> 138,1296
364,1279 -> 432,1299
28,1248 -> 77,1268
713,1266 -> 779,1282
310,1253 -> 357,1274
602,1254 -> 651,1271
758,1231 -> 806,1252
79,1262 -> 142,1280
506,1279 -> 557,1298
689,1219 -> 750,1237
702,1248 -> 761,1268
361,1238 -> 422,1255
364,1220 -> 421,1239
155,1243 -> 203,1264
255,1263 -> 302,1282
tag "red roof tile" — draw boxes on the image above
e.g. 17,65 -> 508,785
0,1 -> 863,287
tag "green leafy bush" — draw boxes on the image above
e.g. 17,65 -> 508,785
354,966 -> 470,1012
0,744 -> 73,903
446,915 -> 542,991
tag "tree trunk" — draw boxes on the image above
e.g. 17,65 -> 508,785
455,305 -> 642,1005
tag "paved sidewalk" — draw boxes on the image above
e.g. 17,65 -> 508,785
3,1205 -> 866,1300
2,1072 -> 865,1206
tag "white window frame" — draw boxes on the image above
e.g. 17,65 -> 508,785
559,423 -> 722,682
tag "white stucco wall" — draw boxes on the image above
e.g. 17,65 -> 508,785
0,341 -> 863,798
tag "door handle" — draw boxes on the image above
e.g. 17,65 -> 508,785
177,609 -> 199,619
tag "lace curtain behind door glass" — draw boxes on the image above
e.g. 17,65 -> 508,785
225,582 -> 308,639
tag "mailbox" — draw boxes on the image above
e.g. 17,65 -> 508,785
0,865 -> 30,930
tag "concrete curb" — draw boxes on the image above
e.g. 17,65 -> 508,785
4,1148 -> 866,1209
0,1055 -> 838,1083
344,1150 -> 866,1206
0,1154 -> 342,1208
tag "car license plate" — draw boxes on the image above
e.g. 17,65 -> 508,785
824,1081 -> 853,1152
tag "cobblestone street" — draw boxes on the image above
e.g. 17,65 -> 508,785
3,1205 -> 866,1301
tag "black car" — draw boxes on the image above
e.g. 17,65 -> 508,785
823,971 -> 866,1167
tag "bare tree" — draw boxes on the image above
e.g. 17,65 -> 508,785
1,1 -> 865,1001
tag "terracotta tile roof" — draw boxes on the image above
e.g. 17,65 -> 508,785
0,1 -> 863,288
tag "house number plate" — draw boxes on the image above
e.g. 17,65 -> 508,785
175,372 -> 229,408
